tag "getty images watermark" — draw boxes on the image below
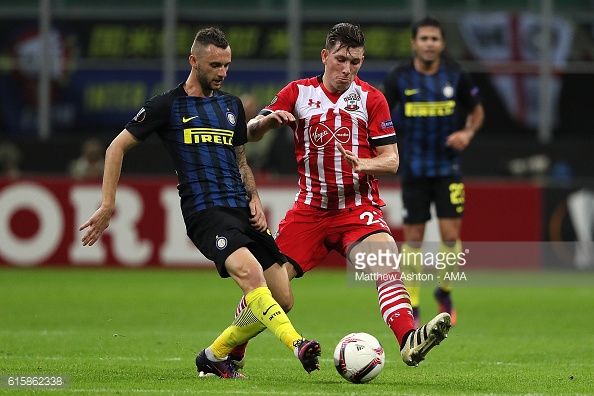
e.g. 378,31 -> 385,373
346,241 -> 594,288
347,242 -> 468,286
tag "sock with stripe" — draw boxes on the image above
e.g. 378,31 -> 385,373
209,300 -> 266,360
376,271 -> 415,348
228,296 -> 253,359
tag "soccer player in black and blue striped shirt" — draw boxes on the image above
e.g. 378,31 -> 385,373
383,16 -> 484,327
79,27 -> 320,378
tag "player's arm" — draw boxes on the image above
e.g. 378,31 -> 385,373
235,144 -> 267,232
79,129 -> 139,246
247,110 -> 295,142
446,103 -> 484,151
337,142 -> 399,175
248,84 -> 297,142
340,88 -> 399,175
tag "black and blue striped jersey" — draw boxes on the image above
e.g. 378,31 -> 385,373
383,59 -> 481,179
125,83 -> 248,221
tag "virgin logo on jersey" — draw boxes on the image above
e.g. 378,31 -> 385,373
308,122 -> 350,148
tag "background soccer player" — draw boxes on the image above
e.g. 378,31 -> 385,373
79,27 -> 320,379
224,22 -> 451,370
382,16 -> 485,327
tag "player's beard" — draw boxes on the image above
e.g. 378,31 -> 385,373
196,68 -> 222,96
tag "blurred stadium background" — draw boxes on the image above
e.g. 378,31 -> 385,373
0,0 -> 592,270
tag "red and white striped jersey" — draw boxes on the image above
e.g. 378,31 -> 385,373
264,75 -> 397,209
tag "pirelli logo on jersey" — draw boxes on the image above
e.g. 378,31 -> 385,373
183,128 -> 234,145
405,101 -> 456,117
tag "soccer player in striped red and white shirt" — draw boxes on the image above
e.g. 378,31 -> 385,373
227,23 -> 451,369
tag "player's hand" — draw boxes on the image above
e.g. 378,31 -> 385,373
79,206 -> 114,246
261,110 -> 295,129
446,129 -> 474,151
337,142 -> 363,172
248,195 -> 268,232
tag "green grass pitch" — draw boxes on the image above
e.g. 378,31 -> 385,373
1,267 -> 593,395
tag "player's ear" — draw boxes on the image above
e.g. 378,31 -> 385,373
321,48 -> 328,64
189,54 -> 197,68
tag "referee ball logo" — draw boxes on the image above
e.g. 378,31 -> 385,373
215,236 -> 228,250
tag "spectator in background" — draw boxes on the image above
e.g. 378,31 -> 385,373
69,138 -> 105,180
0,141 -> 22,178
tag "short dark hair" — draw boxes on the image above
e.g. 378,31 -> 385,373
412,16 -> 445,40
191,27 -> 229,54
325,23 -> 365,52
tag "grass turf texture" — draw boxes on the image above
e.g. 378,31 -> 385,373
0,268 -> 593,395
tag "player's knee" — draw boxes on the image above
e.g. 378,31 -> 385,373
229,265 -> 267,293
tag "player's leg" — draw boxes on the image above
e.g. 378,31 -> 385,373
401,178 -> 433,326
191,208 -> 319,376
350,231 -> 415,345
434,177 -> 465,325
349,231 -> 451,366
339,205 -> 451,367
230,204 -> 327,369
436,218 -> 462,325
215,247 -> 320,372
401,223 -> 426,328
228,262 -> 294,368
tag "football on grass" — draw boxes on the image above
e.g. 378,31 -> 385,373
333,332 -> 385,383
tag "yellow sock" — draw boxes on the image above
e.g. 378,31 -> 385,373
245,287 -> 301,351
209,306 -> 266,359
401,243 -> 423,307
437,240 -> 462,292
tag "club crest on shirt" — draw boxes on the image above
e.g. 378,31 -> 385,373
443,83 -> 454,98
226,112 -> 236,126
343,93 -> 360,111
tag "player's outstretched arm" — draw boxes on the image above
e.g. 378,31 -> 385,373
79,130 -> 139,246
337,142 -> 399,175
247,111 -> 295,142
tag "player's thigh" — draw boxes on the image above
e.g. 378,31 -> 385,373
187,207 -> 258,278
402,178 -> 432,224
335,207 -> 395,272
275,205 -> 329,277
348,230 -> 400,275
263,263 -> 293,312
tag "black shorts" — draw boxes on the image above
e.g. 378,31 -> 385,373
185,206 -> 287,278
401,177 -> 465,224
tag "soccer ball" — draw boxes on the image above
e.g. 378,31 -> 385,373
333,332 -> 385,383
